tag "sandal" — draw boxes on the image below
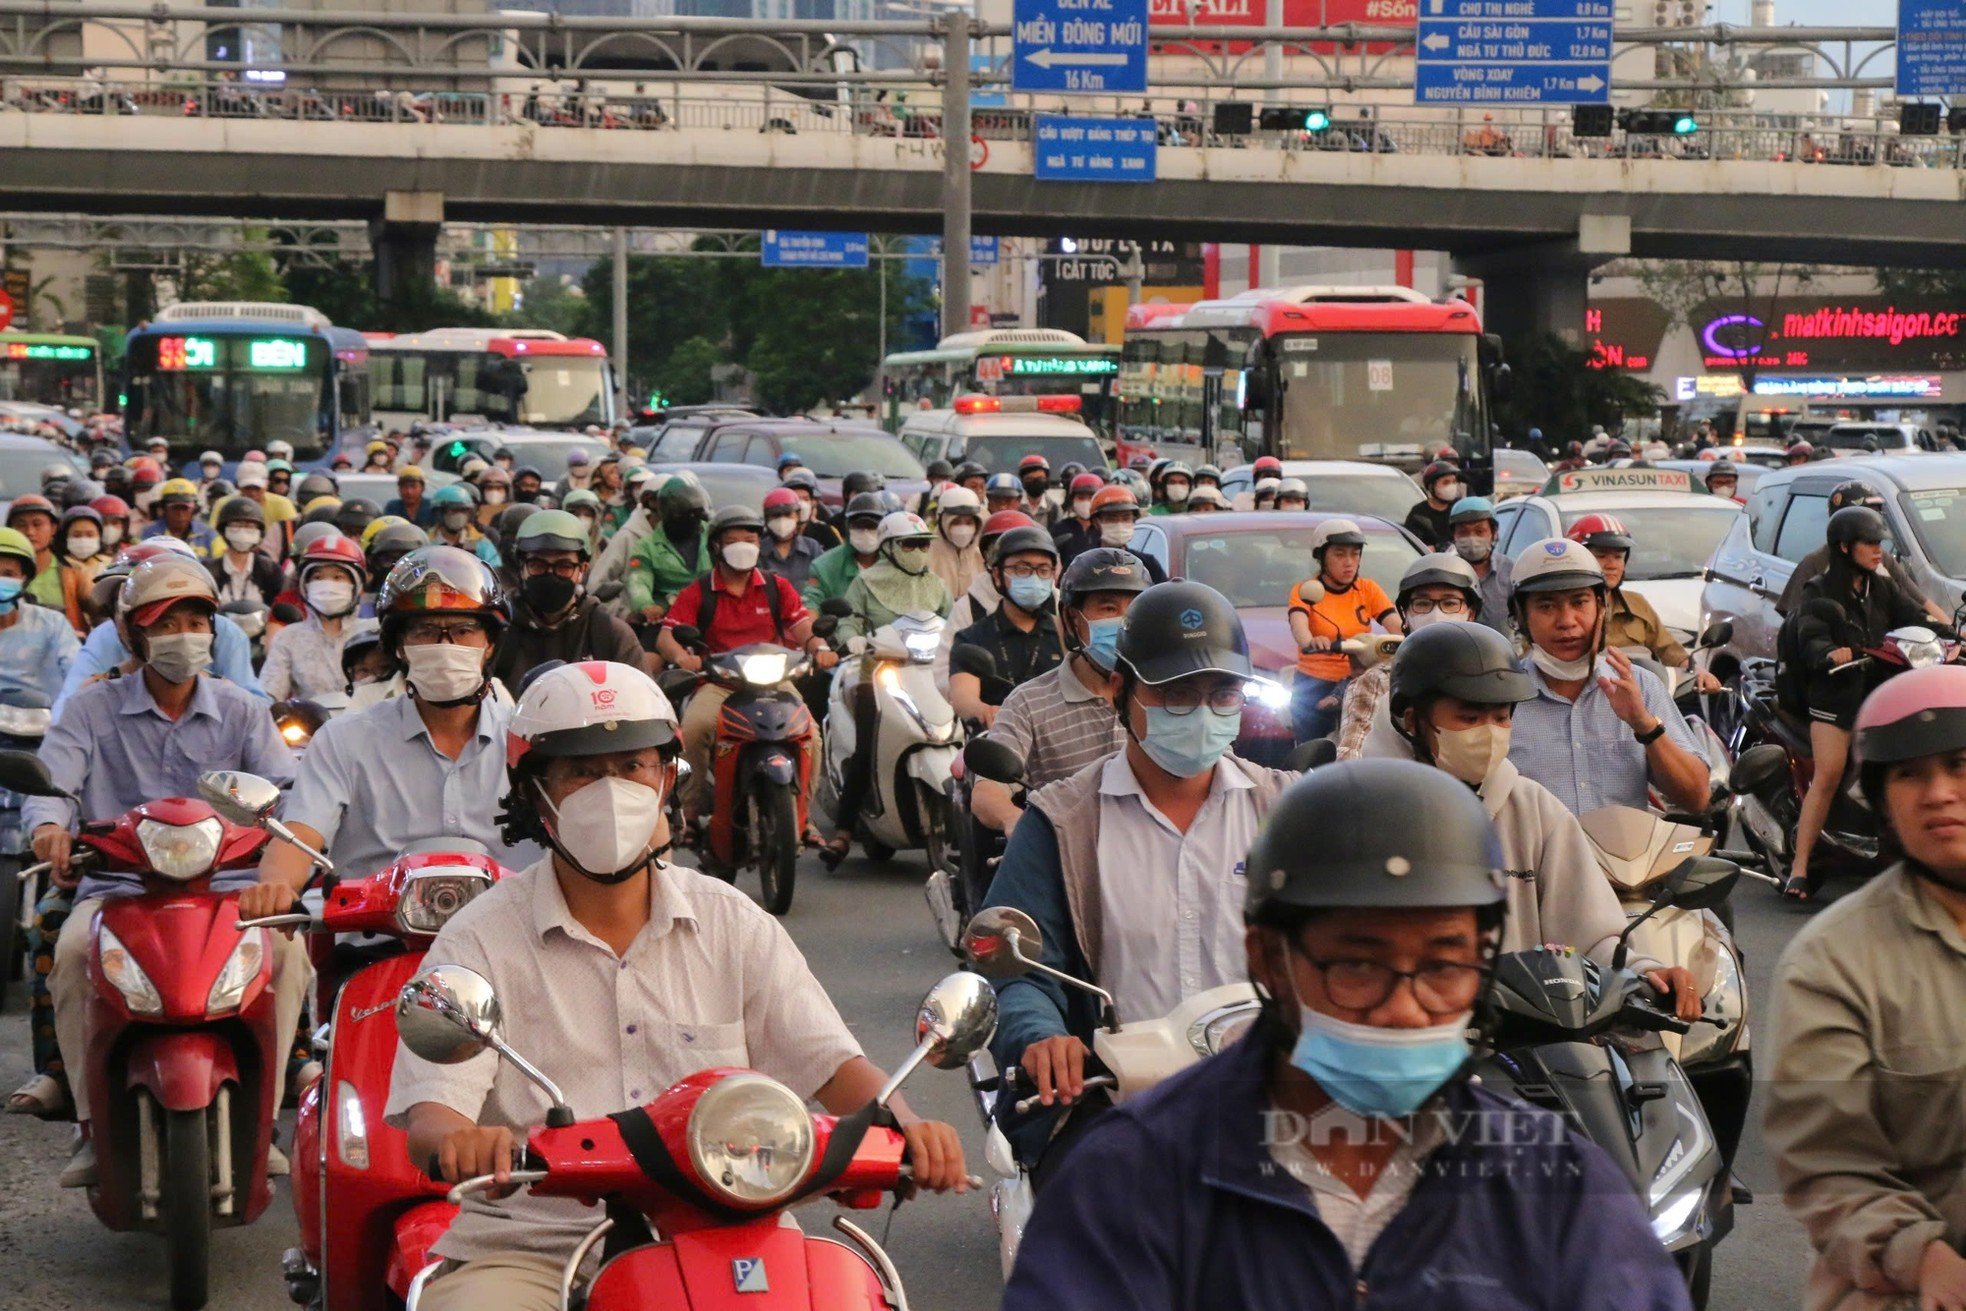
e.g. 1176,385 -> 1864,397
7,1073 -> 69,1119
801,826 -> 826,850
1781,872 -> 1817,903
817,836 -> 852,871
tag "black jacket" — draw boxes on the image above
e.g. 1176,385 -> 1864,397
1403,499 -> 1453,549
490,596 -> 647,692
207,553 -> 285,607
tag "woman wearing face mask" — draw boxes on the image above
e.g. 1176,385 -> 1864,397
45,506 -> 110,637
759,487 -> 825,591
1052,473 -> 1107,565
209,496 -> 284,609
927,485 -> 985,600
260,533 -> 377,700
474,468 -> 513,529
0,527 -> 78,713
1335,553 -> 1481,761
90,494 -> 131,557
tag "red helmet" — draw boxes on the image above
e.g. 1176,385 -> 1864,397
1089,485 -> 1140,516
90,494 -> 130,521
127,457 -> 164,487
1069,472 -> 1104,496
1018,454 -> 1051,474
1566,513 -> 1634,554
981,510 -> 1037,540
1854,665 -> 1966,808
762,487 -> 800,515
1787,441 -> 1814,459
298,532 -> 369,591
1253,455 -> 1284,478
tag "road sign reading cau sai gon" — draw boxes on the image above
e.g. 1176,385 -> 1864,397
1414,0 -> 1612,105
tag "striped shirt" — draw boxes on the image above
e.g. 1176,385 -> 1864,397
989,659 -> 1125,790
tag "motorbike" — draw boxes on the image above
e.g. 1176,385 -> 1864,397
663,629 -> 818,915
203,768 -> 509,1311
933,735 -> 1022,954
0,687 -> 52,1003
273,698 -> 333,757
0,750 -> 277,1310
390,963 -> 996,1310
1730,624 -> 1957,888
959,903 -> 1260,1277
815,604 -> 963,875
1477,855 -> 1743,1307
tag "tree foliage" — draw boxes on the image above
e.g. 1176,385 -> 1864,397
1874,268 -> 1966,303
279,260 -> 494,332
1496,332 -> 1661,444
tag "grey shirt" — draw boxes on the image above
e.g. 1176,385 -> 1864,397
990,659 -> 1125,791
1451,545 -> 1517,638
1507,658 -> 1699,816
26,671 -> 297,901
284,691 -> 539,880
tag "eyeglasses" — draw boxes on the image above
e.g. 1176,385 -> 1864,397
1406,596 -> 1470,616
403,618 -> 488,644
1000,562 -> 1057,580
1147,682 -> 1247,716
522,558 -> 584,579
549,752 -> 668,786
1296,954 -> 1486,1014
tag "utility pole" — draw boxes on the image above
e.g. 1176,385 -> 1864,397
940,11 -> 972,340
1257,0 -> 1283,290
611,225 -> 630,418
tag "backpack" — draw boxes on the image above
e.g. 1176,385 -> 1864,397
693,571 -> 786,645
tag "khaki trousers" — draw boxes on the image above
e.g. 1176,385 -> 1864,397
418,1252 -> 566,1311
679,681 -> 820,818
53,896 -> 313,1122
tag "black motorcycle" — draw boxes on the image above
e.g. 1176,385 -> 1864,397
0,688 -> 52,1006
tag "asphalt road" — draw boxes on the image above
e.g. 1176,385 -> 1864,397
0,846 -> 1822,1311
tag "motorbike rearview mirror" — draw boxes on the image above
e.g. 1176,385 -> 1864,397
592,579 -> 625,602
962,737 -> 1027,787
1287,738 -> 1339,772
962,905 -> 1043,978
820,597 -> 855,618
0,748 -> 66,798
1296,578 -> 1325,605
669,624 -> 705,651
875,972 -> 1000,1106
1696,620 -> 1733,650
809,614 -> 839,639
1728,743 -> 1788,796
950,643 -> 1000,680
656,667 -> 698,703
199,770 -> 282,826
1663,855 -> 1740,911
398,965 -> 577,1127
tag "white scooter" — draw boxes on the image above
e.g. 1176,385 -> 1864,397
816,606 -> 964,877
960,906 -> 1260,1277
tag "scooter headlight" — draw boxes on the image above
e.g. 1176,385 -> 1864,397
685,1073 -> 815,1208
0,704 -> 51,737
737,652 -> 789,686
1678,946 -> 1745,1066
98,922 -> 163,1016
206,930 -> 266,1014
136,816 -> 224,881
397,867 -> 494,935
902,632 -> 939,664
1246,678 -> 1291,712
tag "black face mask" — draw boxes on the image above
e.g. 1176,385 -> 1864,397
664,513 -> 705,542
1023,477 -> 1049,500
523,573 -> 580,616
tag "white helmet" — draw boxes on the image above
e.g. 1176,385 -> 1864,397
1309,518 -> 1367,556
876,510 -> 933,549
936,485 -> 983,519
1511,537 -> 1606,598
507,660 -> 679,776
1275,477 -> 1309,500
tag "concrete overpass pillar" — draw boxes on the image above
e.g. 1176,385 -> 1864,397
1453,215 -> 1630,347
369,190 -> 445,304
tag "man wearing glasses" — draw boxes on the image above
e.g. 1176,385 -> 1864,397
238,546 -> 542,923
979,581 -> 1296,1174
489,510 -> 645,692
949,526 -> 1067,729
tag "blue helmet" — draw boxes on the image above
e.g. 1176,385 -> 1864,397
1448,495 -> 1496,525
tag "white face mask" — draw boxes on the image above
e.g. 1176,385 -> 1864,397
767,515 -> 799,541
849,527 -> 880,555
225,526 -> 263,554
539,776 -> 665,882
483,488 -> 508,506
1529,644 -> 1600,682
146,631 -> 213,684
795,499 -> 814,523
404,642 -> 486,703
305,578 -> 356,617
1452,533 -> 1492,564
1072,497 -> 1093,521
1405,608 -> 1471,632
1431,722 -> 1511,786
66,535 -> 100,559
721,541 -> 760,572
945,522 -> 978,550
1099,520 -> 1135,548
102,523 -> 125,549
441,509 -> 471,533
134,488 -> 160,513
1435,481 -> 1463,503
1164,483 -> 1191,506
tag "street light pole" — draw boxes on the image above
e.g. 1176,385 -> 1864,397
1257,0 -> 1283,290
940,10 -> 972,339
611,225 -> 629,418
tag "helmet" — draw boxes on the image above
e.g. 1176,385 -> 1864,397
302,498 -> 342,526
1186,486 -> 1231,510
990,525 -> 1059,567
1309,519 -> 1367,557
1068,472 -> 1104,497
841,470 -> 888,499
1017,453 -> 1051,475
1243,760 -> 1505,924
220,595 -> 269,641
1396,552 -> 1482,613
504,661 -> 681,851
298,532 -> 369,592
1829,480 -> 1884,513
430,484 -> 476,510
1854,666 -> 1966,809
1705,459 -> 1739,481
1787,441 -> 1814,460
493,503 -> 541,557
365,439 -> 389,457
215,496 -> 265,528
479,467 -> 513,491
560,489 -> 603,517
116,554 -> 219,652
162,480 -> 203,507
1420,460 -> 1460,492
1511,538 -> 1606,595
1566,512 -> 1634,554
289,521 -> 342,558
1252,455 -> 1283,479
396,465 -> 425,483
782,469 -> 820,496
1389,622 -> 1535,720
5,493 -> 57,526
1275,478 -> 1309,502
875,510 -> 932,550
62,478 -> 103,509
762,487 -> 801,516
1447,496 -> 1496,527
937,485 -> 983,518
1194,464 -> 1222,486
40,462 -> 73,492
775,451 -> 805,472
1827,505 -> 1887,548
657,477 -> 711,522
1114,580 -> 1252,685
925,458 -> 955,482
335,498 -> 382,537
954,461 -> 988,486
90,494 -> 129,522
1058,461 -> 1087,485
365,520 -> 429,575
1253,478 -> 1282,500
1158,460 -> 1193,487
339,627 -> 385,682
297,471 -> 339,503
844,491 -> 889,525
981,509 -> 1036,544
515,509 -> 595,559
1089,485 -> 1139,517
376,545 -> 512,653
1060,547 -> 1150,607
0,527 -> 35,570
985,472 -> 1023,499
706,505 -> 765,544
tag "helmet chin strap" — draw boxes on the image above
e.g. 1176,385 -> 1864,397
533,778 -> 666,885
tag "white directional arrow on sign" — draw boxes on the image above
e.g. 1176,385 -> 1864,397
1420,32 -> 1451,51
1024,48 -> 1132,68
1575,73 -> 1605,91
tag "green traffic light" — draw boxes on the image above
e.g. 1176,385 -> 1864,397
1304,109 -> 1332,132
1672,114 -> 1699,135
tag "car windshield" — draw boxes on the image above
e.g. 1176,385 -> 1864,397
1496,449 -> 1549,484
963,434 -> 1110,475
1179,524 -> 1421,608
1901,488 -> 1966,579
499,439 -> 607,480
670,468 -> 771,512
0,444 -> 85,495
795,433 -> 925,479
1557,503 -> 1740,581
1294,474 -> 1421,525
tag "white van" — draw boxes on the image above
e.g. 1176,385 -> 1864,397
897,396 -> 1110,475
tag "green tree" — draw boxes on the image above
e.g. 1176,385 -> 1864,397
656,335 -> 724,407
279,260 -> 493,331
499,277 -> 588,337
177,245 -> 286,304
1497,332 -> 1661,443
577,255 -> 725,386
1875,268 -> 1966,303
743,265 -> 928,413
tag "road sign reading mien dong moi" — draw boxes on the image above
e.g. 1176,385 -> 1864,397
1013,0 -> 1149,95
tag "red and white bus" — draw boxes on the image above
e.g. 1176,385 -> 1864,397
1116,286 -> 1503,489
365,328 -> 616,431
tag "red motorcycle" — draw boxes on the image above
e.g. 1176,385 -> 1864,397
0,751 -> 275,1310
393,964 -> 997,1309
202,770 -> 511,1311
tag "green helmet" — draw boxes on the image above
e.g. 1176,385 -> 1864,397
514,508 -> 590,559
0,526 -> 34,569
561,488 -> 603,516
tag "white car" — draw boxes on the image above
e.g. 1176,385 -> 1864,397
1217,459 -> 1420,523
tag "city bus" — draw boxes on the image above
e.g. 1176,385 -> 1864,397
123,302 -> 372,465
365,328 -> 616,431
0,332 -> 104,410
1116,286 -> 1503,489
879,328 -> 1121,435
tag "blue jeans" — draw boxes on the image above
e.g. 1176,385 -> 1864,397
1291,676 -> 1344,744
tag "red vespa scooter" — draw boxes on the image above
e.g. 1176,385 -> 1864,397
0,751 -> 275,1311
201,770 -> 512,1311
393,964 -> 998,1310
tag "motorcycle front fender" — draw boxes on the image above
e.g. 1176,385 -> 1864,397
748,747 -> 799,788
124,1029 -> 237,1111
904,745 -> 960,791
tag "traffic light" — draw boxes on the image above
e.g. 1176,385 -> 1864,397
1900,102 -> 1943,136
1671,112 -> 1699,135
1617,108 -> 1698,135
1258,105 -> 1333,133
1572,104 -> 1614,137
1951,106 -> 1966,134
1212,101 -> 1253,136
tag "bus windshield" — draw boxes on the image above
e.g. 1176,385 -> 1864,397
0,338 -> 101,408
126,332 -> 333,460
371,349 -> 613,428
1275,333 -> 1482,463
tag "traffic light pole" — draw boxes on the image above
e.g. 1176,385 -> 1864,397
940,12 -> 972,340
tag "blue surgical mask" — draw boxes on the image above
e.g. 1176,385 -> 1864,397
1139,703 -> 1240,778
0,577 -> 20,614
1007,574 -> 1053,611
1288,1006 -> 1472,1119
1082,615 -> 1123,670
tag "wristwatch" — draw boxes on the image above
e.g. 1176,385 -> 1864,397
1633,720 -> 1666,746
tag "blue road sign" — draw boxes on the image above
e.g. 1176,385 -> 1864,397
1414,0 -> 1613,106
1012,0 -> 1149,95
1033,115 -> 1158,182
760,231 -> 869,269
1899,0 -> 1966,97
971,236 -> 1001,267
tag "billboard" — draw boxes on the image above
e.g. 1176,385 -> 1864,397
1586,296 -> 1966,376
1149,0 -> 1417,54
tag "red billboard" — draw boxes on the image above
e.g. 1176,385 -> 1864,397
1149,0 -> 1416,54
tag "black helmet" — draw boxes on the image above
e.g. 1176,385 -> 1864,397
844,491 -> 888,525
841,470 -> 888,499
340,627 -> 388,686
215,495 -> 265,528
1827,505 -> 1887,549
989,524 -> 1059,567
954,461 -> 987,485
62,478 -> 104,510
1388,623 -> 1535,721
302,501 -> 341,527
1060,548 -> 1152,607
1705,459 -> 1738,480
334,498 -> 381,538
708,504 -> 765,542
366,520 -> 428,576
1114,580 -> 1252,685
1420,459 -> 1459,492
297,471 -> 338,503
657,477 -> 711,523
925,458 -> 954,482
1244,759 -> 1505,925
1829,480 -> 1884,513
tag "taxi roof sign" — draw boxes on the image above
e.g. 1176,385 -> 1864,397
1542,467 -> 1694,496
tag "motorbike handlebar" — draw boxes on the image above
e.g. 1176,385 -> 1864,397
235,913 -> 317,931
445,1170 -> 550,1205
1014,1075 -> 1116,1117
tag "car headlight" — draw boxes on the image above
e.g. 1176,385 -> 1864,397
136,816 -> 223,881
685,1073 -> 815,1208
397,867 -> 494,935
737,651 -> 789,686
206,930 -> 266,1014
335,1078 -> 370,1170
902,632 -> 940,664
1246,678 -> 1291,711
98,922 -> 163,1015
